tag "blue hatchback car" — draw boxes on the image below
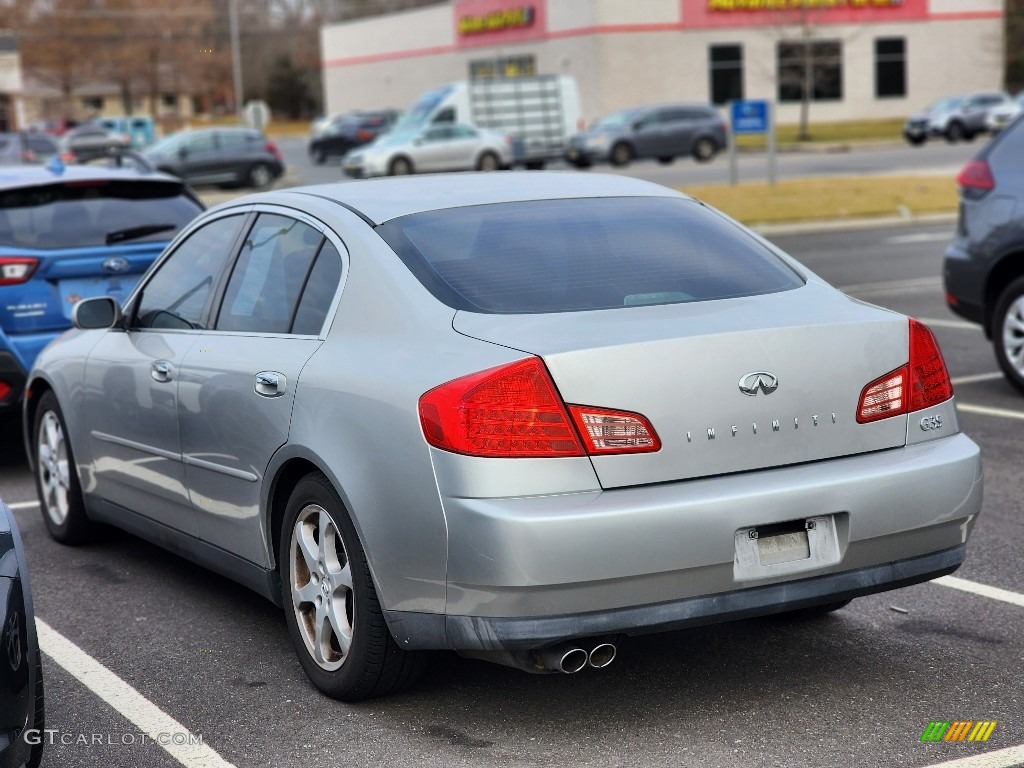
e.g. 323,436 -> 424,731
0,164 -> 204,411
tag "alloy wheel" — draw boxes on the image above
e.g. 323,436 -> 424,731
37,411 -> 70,527
1002,295 -> 1024,376
289,503 -> 354,672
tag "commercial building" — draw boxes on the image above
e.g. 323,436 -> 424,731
321,0 -> 1005,126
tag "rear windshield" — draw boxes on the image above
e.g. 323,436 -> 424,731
376,197 -> 804,314
0,179 -> 202,249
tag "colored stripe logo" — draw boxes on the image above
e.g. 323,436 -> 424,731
921,721 -> 997,742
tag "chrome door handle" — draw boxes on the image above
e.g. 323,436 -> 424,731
254,371 -> 286,398
151,360 -> 173,383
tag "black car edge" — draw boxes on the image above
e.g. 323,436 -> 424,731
0,499 -> 44,768
307,110 -> 399,165
943,109 -> 1024,393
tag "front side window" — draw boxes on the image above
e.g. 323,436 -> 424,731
874,38 -> 906,99
377,197 -> 804,314
777,40 -> 843,103
709,44 -> 744,106
216,214 -> 324,334
133,215 -> 245,330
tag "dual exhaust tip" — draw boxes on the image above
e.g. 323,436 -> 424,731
541,641 -> 617,674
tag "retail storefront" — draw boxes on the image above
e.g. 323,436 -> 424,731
321,0 -> 1004,126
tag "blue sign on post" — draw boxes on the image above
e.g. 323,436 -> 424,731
730,100 -> 769,135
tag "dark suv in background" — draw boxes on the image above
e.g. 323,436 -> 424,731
307,109 -> 399,164
565,103 -> 727,167
944,113 -> 1024,393
0,132 -> 59,166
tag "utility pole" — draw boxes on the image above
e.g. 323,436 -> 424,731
230,0 -> 244,122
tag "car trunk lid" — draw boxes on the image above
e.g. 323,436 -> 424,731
453,282 -> 910,489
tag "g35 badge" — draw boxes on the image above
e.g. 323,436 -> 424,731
920,414 -> 944,431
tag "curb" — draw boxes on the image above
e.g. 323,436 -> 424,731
751,211 -> 957,237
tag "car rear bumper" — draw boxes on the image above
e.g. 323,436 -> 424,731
943,240 -> 987,330
385,433 -> 982,651
0,351 -> 28,411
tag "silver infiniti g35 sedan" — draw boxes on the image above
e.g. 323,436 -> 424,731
23,173 -> 983,701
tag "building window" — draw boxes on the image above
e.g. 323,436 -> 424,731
469,55 -> 537,80
709,44 -> 743,106
875,38 -> 906,99
777,40 -> 843,103
162,93 -> 178,108
82,96 -> 104,111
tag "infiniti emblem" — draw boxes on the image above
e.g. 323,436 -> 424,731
738,371 -> 779,396
102,256 -> 130,274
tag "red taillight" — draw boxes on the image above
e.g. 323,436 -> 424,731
418,357 -> 662,458
0,381 -> 10,401
567,405 -> 661,455
0,257 -> 39,286
265,140 -> 282,162
857,319 -> 952,423
908,318 -> 953,410
356,129 -> 373,141
419,358 -> 584,457
60,151 -> 75,163
956,159 -> 994,194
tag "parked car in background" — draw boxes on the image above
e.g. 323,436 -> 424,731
144,127 -> 284,188
903,91 -> 1012,145
0,132 -> 59,166
26,172 -> 981,702
985,91 -> 1024,133
0,498 -> 44,768
58,124 -> 130,163
944,112 -> 1024,393
0,164 -> 204,411
343,122 -> 513,177
566,103 -> 727,168
307,109 -> 399,164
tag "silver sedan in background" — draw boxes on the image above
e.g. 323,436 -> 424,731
24,173 -> 982,702
343,122 -> 513,177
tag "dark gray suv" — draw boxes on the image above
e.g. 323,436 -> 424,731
565,103 -> 726,168
944,115 -> 1024,392
144,127 -> 284,188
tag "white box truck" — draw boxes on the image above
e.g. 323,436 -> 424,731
393,75 -> 581,169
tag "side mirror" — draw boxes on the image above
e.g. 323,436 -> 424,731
72,297 -> 122,330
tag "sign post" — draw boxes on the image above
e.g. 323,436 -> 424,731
728,99 -> 775,186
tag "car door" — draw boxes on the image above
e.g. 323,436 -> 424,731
82,212 -> 249,535
660,107 -> 699,155
177,131 -> 220,184
415,125 -> 456,171
630,109 -> 663,157
177,210 -> 345,565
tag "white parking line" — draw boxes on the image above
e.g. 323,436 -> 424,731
884,232 -> 953,245
838,276 -> 942,295
920,744 -> 1024,768
36,619 -> 238,768
956,403 -> 1024,421
918,318 -> 982,331
7,500 -> 38,510
934,576 -> 1024,609
951,373 -> 1005,386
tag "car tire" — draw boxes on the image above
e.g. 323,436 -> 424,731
609,142 -> 633,167
657,156 -> 675,165
692,138 -> 717,163
27,648 -> 44,768
476,151 -> 500,172
311,148 -> 326,165
33,391 -> 92,544
247,163 -> 274,189
993,277 -> 1024,394
524,160 -> 546,170
906,135 -> 926,146
280,472 -> 424,701
945,122 -> 964,143
389,156 -> 413,176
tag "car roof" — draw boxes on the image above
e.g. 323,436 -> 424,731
0,163 -> 183,190
254,171 -> 688,225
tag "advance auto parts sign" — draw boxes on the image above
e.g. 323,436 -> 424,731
458,5 -> 536,35
709,0 -> 902,9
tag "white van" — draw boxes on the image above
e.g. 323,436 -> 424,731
393,75 -> 581,168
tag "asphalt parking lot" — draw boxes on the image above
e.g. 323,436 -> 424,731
1,217 -> 1022,768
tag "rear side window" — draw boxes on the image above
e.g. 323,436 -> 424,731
0,180 -> 202,249
291,241 -> 343,335
216,214 -> 324,334
986,118 -> 1024,172
377,197 -> 804,314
